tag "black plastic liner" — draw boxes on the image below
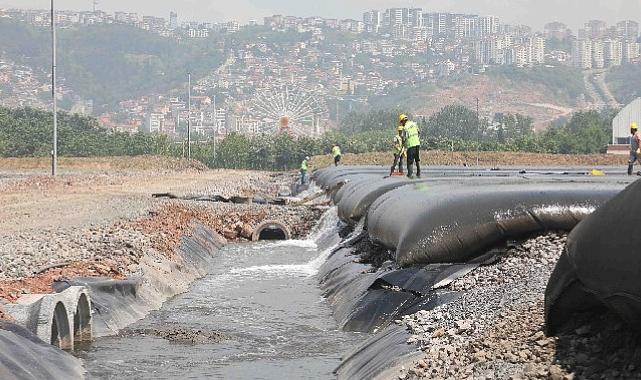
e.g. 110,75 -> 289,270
54,223 -> 224,337
319,242 -> 480,333
0,321 -> 84,380
335,324 -> 422,380
367,183 -> 624,267
545,179 -> 641,334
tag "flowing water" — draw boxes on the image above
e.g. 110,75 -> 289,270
80,209 -> 365,379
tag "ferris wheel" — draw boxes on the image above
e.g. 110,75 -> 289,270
245,85 -> 328,137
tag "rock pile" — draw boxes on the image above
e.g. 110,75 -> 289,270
398,233 -> 575,379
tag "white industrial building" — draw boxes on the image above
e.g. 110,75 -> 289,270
609,97 -> 641,154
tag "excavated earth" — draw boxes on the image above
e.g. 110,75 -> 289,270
0,161 -> 320,307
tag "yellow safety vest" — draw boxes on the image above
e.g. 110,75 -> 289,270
405,121 -> 421,148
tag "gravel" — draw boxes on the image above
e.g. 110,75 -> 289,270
0,169 -> 318,304
397,233 -> 571,379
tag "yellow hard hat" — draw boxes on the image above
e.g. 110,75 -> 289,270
632,122 -> 638,130
399,114 -> 408,123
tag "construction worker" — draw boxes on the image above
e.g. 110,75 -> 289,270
332,145 -> 342,166
628,123 -> 641,176
400,114 -> 422,178
300,156 -> 310,184
390,125 -> 406,176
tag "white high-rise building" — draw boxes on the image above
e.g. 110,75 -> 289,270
362,10 -> 381,27
623,40 -> 640,63
387,8 -> 408,26
573,39 -> 593,69
528,35 -> 546,64
409,8 -> 423,27
591,39 -> 605,69
617,20 -> 639,40
604,39 -> 623,67
478,15 -> 500,36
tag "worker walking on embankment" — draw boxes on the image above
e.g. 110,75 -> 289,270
332,145 -> 342,166
390,125 -> 406,176
628,123 -> 641,176
400,114 -> 422,179
300,156 -> 310,184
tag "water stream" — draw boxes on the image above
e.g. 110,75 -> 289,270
79,209 -> 365,379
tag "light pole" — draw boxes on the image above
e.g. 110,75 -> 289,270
187,72 -> 191,160
476,97 -> 480,167
51,0 -> 58,176
212,94 -> 217,163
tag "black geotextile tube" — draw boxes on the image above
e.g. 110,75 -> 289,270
314,166 -> 388,190
367,182 -> 625,267
332,174 -> 382,205
545,179 -> 641,335
0,321 -> 84,380
337,176 -> 409,224
334,175 -> 557,225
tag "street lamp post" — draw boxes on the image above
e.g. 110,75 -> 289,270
213,94 -> 217,163
187,72 -> 191,160
51,0 -> 58,176
476,97 -> 480,167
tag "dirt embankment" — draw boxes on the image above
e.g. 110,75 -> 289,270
0,157 -> 320,310
0,155 -> 208,173
417,75 -> 575,129
312,151 -> 628,169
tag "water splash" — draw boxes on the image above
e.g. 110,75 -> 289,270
231,207 -> 341,278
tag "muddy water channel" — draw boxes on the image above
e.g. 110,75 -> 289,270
79,210 -> 365,379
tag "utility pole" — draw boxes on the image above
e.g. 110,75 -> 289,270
187,73 -> 191,160
51,0 -> 58,176
476,97 -> 480,167
212,94 -> 217,163
92,0 -> 98,12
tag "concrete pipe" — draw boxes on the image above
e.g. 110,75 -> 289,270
73,293 -> 92,343
50,301 -> 73,350
252,221 -> 291,241
3,286 -> 92,351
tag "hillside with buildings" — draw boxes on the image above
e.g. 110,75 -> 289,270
0,7 -> 639,139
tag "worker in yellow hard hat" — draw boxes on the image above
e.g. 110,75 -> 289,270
629,122 -> 641,176
390,124 -> 406,176
400,113 -> 422,178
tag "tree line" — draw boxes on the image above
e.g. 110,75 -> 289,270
0,105 -> 615,170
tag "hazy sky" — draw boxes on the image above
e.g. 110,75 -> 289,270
1,0 -> 640,31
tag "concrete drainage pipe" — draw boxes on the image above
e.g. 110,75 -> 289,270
252,221 -> 291,241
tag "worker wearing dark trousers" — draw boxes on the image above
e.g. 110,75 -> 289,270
400,114 -> 421,179
390,125 -> 406,176
629,123 -> 641,176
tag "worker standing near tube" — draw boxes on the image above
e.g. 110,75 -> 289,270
628,123 -> 641,176
332,145 -> 342,166
300,156 -> 310,184
401,114 -> 422,178
390,125 -> 406,176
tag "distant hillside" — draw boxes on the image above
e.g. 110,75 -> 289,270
369,67 -> 581,129
606,64 -> 641,105
0,20 -> 224,113
486,65 -> 585,105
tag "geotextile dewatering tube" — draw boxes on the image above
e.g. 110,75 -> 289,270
545,179 -> 641,335
367,182 -> 625,267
